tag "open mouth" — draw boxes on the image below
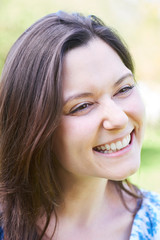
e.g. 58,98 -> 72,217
93,131 -> 133,154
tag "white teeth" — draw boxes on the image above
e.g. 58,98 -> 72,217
116,141 -> 123,150
122,138 -> 128,147
128,134 -> 131,142
110,143 -> 116,151
101,146 -> 105,150
105,144 -> 110,150
95,133 -> 131,153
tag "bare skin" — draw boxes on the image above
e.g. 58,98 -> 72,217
37,38 -> 145,239
38,180 -> 136,240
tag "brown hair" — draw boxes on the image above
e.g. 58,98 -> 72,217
0,11 -> 142,239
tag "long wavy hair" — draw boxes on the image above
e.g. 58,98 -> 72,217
0,11 -> 142,240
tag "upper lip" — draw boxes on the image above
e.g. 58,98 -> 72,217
93,129 -> 134,148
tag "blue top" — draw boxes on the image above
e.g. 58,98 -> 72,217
0,227 -> 3,240
0,190 -> 160,239
130,190 -> 160,239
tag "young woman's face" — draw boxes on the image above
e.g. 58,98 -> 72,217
53,38 -> 145,181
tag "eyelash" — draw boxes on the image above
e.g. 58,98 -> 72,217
69,102 -> 93,114
68,85 -> 135,115
115,84 -> 135,95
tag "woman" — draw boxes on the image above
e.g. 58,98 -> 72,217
0,11 -> 159,240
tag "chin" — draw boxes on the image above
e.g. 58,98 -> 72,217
108,164 -> 140,181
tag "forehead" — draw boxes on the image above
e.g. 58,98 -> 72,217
62,38 -> 130,95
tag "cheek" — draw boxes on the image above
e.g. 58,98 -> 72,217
125,91 -> 146,144
136,93 -> 146,123
52,117 -> 99,174
53,116 -> 99,156
126,90 -> 146,124
61,116 -> 99,141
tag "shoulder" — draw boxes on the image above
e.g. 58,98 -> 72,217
143,189 -> 160,201
141,190 -> 160,225
130,190 -> 160,240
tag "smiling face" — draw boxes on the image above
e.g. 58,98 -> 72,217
53,38 -> 145,181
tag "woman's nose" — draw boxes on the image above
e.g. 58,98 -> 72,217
102,100 -> 128,130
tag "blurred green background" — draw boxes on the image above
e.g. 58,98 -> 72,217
0,0 -> 160,193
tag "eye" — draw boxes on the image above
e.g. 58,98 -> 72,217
69,102 -> 93,115
115,85 -> 135,96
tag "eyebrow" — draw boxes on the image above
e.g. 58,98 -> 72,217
64,72 -> 134,105
114,72 -> 134,86
64,92 -> 93,105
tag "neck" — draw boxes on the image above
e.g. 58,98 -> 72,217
36,176 -> 134,239
56,175 -> 118,225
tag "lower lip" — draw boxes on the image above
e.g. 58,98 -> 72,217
93,131 -> 134,158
